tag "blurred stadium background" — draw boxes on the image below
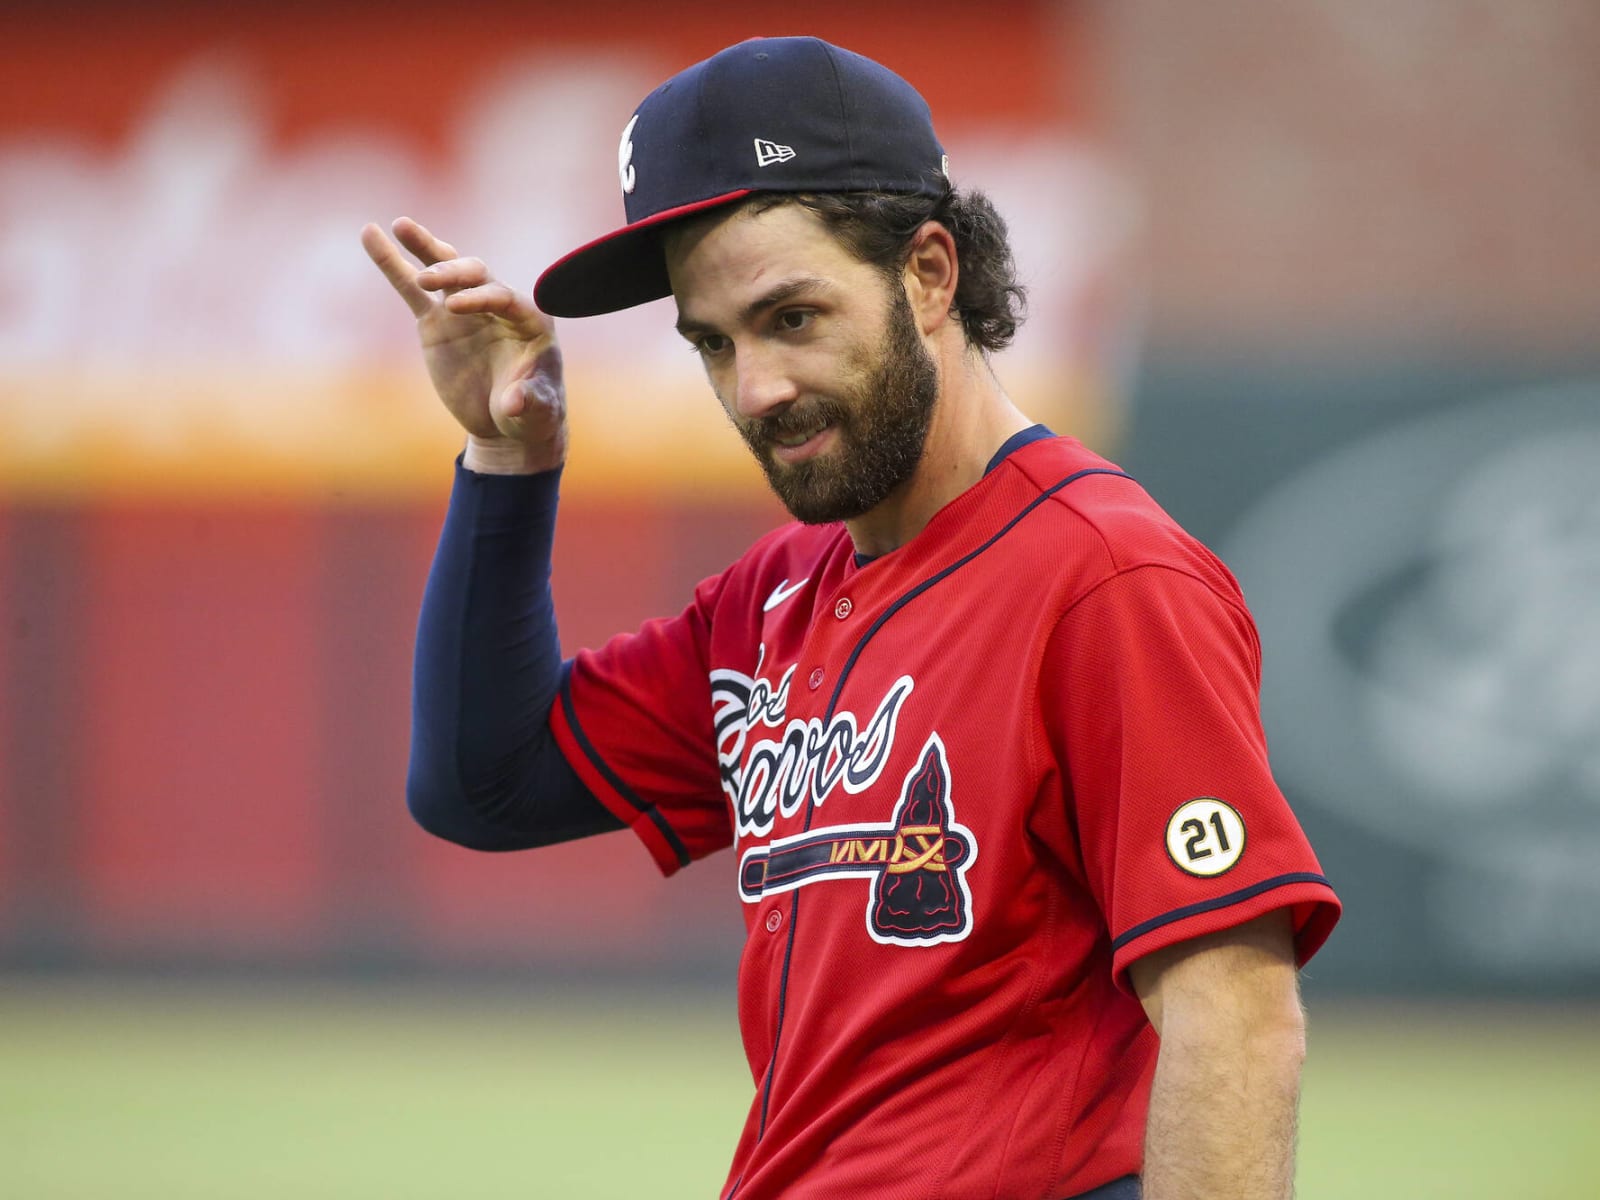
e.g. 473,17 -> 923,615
2,1 -> 1597,1196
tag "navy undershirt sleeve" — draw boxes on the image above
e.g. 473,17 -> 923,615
406,457 -> 623,850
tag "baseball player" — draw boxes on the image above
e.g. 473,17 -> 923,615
363,36 -> 1339,1200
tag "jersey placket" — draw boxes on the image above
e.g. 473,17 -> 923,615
743,567 -> 871,1155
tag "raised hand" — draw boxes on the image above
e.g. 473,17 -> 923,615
361,217 -> 566,474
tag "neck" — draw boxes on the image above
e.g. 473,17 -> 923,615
844,340 -> 1032,558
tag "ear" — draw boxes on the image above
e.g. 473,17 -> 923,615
901,220 -> 958,336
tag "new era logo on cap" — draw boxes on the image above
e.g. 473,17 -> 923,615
754,138 -> 796,167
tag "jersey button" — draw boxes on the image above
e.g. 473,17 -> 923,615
834,597 -> 853,619
808,667 -> 824,690
765,909 -> 783,933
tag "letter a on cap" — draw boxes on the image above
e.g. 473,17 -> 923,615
618,114 -> 640,194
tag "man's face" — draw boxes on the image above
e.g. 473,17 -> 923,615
665,203 -> 939,524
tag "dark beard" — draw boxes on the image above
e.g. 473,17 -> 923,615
737,288 -> 940,525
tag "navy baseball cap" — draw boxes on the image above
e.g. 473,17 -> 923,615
533,36 -> 949,318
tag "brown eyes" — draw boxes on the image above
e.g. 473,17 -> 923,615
689,311 -> 815,357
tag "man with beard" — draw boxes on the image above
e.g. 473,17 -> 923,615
363,37 -> 1339,1200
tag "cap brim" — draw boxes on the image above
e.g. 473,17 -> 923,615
533,189 -> 754,319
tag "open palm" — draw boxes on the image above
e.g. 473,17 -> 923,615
361,217 -> 566,470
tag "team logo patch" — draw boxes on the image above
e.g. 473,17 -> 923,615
1165,798 -> 1246,877
738,734 -> 977,946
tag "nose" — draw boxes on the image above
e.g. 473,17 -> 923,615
728,344 -> 800,421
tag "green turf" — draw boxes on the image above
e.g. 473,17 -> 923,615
0,981 -> 751,1200
1298,1005 -> 1599,1200
1,981 -> 1594,1198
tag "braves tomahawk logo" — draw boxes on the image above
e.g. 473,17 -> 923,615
738,734 -> 977,947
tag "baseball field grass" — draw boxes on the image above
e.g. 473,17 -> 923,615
1,978 -> 1595,1199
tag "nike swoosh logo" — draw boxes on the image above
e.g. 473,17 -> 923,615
762,578 -> 810,612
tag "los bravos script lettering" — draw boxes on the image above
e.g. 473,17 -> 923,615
710,648 -> 914,840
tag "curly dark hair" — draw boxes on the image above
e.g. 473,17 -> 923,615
744,183 -> 1028,353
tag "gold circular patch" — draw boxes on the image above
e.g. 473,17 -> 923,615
1165,798 -> 1246,877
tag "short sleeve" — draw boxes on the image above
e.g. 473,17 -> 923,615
1043,564 -> 1340,991
549,572 -> 733,875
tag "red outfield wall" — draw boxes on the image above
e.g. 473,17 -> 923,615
1,499 -> 782,969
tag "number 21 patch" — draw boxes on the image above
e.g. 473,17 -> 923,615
1165,798 -> 1245,877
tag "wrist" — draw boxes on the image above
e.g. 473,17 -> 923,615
463,433 -> 566,476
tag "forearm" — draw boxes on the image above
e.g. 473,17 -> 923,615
1141,1004 -> 1305,1199
407,456 -> 620,849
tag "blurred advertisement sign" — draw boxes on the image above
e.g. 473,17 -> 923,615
0,34 -> 1131,500
1223,380 -> 1600,982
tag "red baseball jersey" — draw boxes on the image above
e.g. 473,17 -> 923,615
550,434 -> 1340,1200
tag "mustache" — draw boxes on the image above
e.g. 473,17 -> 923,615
743,399 -> 849,444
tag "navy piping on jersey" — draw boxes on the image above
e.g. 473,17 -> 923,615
744,462 -> 1137,1162
827,467 -> 1133,719
1110,871 -> 1332,952
560,683 -> 693,869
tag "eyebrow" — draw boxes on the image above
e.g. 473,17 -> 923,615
675,276 -> 835,338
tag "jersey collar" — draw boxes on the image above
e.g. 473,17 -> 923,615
853,424 -> 1057,567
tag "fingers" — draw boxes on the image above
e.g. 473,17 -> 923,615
364,217 -> 547,333
392,216 -> 459,267
444,282 -> 549,333
415,256 -> 489,293
360,222 -> 432,318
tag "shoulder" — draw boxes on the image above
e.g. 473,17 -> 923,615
1000,435 -> 1246,607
